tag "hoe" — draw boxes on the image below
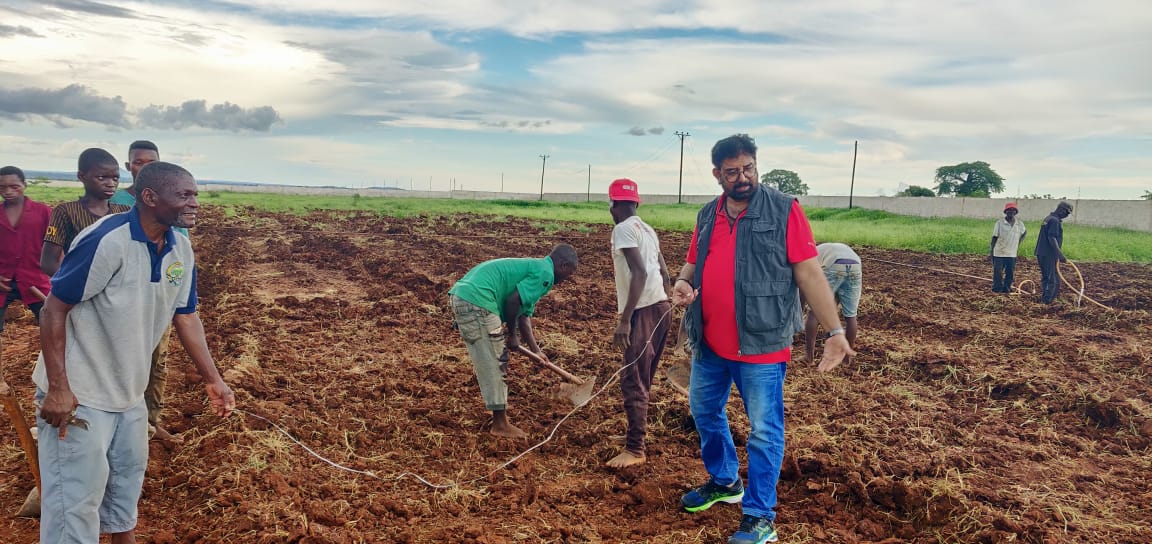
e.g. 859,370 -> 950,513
513,346 -> 595,407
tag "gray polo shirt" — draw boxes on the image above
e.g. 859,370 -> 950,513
32,208 -> 197,412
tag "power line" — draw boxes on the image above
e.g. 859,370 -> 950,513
616,133 -> 679,180
685,138 -> 713,195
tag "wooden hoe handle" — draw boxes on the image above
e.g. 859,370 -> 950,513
513,345 -> 586,385
1,394 -> 41,493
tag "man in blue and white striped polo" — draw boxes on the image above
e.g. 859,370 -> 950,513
32,161 -> 236,544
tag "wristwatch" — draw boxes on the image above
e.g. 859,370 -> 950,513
826,327 -> 845,339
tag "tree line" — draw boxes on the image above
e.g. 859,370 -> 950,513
758,162 -> 1151,200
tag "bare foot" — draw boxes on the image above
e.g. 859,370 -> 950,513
150,424 -> 185,445
606,450 -> 646,468
490,422 -> 527,438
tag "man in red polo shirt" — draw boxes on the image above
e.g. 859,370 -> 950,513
1,165 -> 52,394
671,134 -> 853,544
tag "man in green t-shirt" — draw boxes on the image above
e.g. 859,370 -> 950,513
449,244 -> 578,438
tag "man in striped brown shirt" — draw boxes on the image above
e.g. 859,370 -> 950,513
40,148 -> 130,277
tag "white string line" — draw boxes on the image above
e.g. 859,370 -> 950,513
234,409 -> 377,478
233,306 -> 677,490
480,306 -> 675,479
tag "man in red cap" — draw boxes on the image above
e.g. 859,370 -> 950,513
606,178 -> 671,468
990,202 -> 1027,293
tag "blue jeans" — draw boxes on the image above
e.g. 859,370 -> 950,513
689,344 -> 787,520
823,263 -> 862,317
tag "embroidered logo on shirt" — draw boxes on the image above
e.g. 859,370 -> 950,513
166,261 -> 186,286
46,225 -> 58,237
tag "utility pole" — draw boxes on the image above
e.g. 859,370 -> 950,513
500,172 -> 504,193
675,131 -> 690,204
538,154 -> 549,201
849,140 -> 858,209
586,164 -> 591,202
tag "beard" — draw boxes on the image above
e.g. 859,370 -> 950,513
724,181 -> 758,201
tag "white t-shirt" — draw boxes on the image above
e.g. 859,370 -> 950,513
611,216 -> 668,313
991,219 -> 1027,257
816,242 -> 861,269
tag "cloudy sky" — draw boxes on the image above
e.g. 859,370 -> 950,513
1,0 -> 1149,199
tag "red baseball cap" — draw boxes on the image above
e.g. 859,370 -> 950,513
1004,202 -> 1018,211
609,178 -> 641,203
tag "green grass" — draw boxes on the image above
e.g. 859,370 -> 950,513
26,186 -> 1152,262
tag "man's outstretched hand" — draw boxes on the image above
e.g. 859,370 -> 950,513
817,334 -> 856,372
205,381 -> 236,418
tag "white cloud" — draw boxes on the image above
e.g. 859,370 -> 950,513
0,0 -> 1148,198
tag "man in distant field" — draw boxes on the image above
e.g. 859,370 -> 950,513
605,178 -> 671,468
1034,201 -> 1072,304
449,244 -> 578,438
34,162 -> 235,543
111,140 -> 186,444
990,202 -> 1026,293
804,242 -> 861,365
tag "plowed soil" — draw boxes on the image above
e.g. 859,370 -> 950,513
2,207 -> 1150,543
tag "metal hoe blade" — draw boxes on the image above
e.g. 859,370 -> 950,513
515,346 -> 595,407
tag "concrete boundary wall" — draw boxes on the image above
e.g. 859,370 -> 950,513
215,186 -> 1152,232
38,180 -> 1152,232
419,191 -> 1152,232
795,196 -> 1152,232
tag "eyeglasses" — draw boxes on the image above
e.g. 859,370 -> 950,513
721,162 -> 757,183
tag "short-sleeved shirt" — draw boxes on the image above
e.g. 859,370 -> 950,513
0,197 -> 53,301
686,198 -> 817,363
816,242 -> 861,268
991,219 -> 1027,257
44,199 -> 131,253
449,256 -> 555,321
1034,214 -> 1063,257
110,189 -> 190,237
611,216 -> 668,313
32,207 -> 197,412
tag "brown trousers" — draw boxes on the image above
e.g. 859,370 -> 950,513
145,325 -> 173,427
620,300 -> 672,454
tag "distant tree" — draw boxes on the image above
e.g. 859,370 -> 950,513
760,169 -> 809,196
1142,190 -> 1152,200
934,161 -> 1005,197
897,185 -> 935,197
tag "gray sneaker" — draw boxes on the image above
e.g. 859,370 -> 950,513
728,514 -> 778,544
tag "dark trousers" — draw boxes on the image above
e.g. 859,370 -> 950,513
620,300 -> 672,454
991,257 -> 1017,293
1037,254 -> 1059,303
1,281 -> 44,332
